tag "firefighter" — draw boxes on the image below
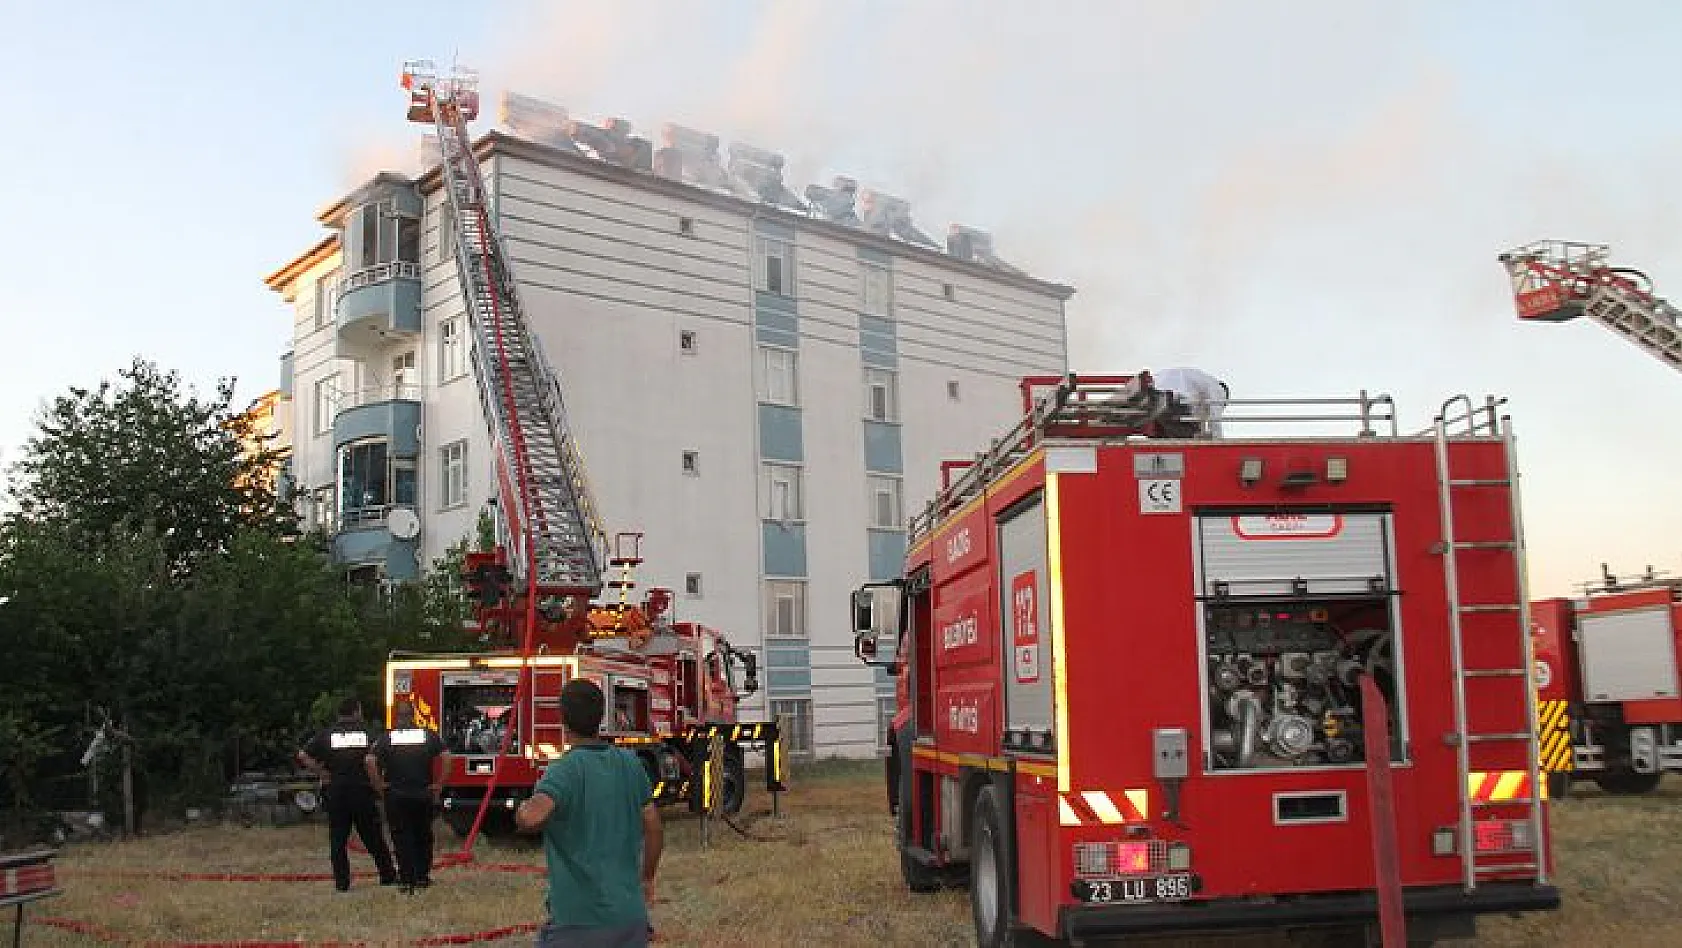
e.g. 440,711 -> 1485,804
1148,366 -> 1230,438
365,700 -> 447,892
298,697 -> 398,892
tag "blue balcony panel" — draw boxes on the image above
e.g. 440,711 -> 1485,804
332,524 -> 420,582
333,396 -> 421,455
337,267 -> 421,339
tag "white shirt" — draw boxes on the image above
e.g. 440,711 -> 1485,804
1149,367 -> 1229,436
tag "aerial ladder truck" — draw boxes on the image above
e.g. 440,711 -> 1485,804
383,62 -> 784,845
1500,241 -> 1682,797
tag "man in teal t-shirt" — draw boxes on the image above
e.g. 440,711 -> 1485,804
515,677 -> 663,947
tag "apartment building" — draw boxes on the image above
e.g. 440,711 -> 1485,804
262,94 -> 1073,758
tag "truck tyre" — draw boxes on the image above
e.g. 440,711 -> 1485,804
1595,768 -> 1661,795
722,745 -> 747,816
898,795 -> 942,893
970,786 -> 1018,948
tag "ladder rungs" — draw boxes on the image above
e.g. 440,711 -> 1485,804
1464,668 -> 1527,678
1460,603 -> 1520,613
1466,732 -> 1532,742
1449,478 -> 1512,487
1454,541 -> 1516,550
1472,797 -> 1537,807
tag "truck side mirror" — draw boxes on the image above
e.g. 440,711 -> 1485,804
851,583 -> 902,666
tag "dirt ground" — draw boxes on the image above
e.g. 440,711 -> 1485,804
15,762 -> 1682,946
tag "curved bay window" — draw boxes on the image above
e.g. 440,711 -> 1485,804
346,200 -> 421,275
338,439 -> 417,527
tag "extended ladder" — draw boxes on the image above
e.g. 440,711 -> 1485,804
1500,240 -> 1682,374
402,62 -> 607,598
1432,395 -> 1548,891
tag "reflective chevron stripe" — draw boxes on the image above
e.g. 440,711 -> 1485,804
1468,770 -> 1543,802
1058,789 -> 1150,826
1535,699 -> 1573,774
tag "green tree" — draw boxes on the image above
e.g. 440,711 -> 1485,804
6,358 -> 294,575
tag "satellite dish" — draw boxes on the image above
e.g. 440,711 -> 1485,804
388,508 -> 421,540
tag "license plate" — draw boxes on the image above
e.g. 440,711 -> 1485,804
1085,874 -> 1194,904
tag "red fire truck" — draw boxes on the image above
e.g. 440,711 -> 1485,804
1532,566 -> 1682,799
386,63 -> 783,840
852,374 -> 1560,946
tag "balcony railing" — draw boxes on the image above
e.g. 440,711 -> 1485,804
337,261 -> 421,302
335,381 -> 422,415
339,503 -> 418,530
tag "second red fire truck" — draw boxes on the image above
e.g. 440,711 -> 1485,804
852,374 -> 1560,946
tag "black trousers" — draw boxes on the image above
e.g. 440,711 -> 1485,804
384,791 -> 436,885
325,784 -> 396,889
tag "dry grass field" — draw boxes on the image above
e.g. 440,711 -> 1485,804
16,762 -> 1682,947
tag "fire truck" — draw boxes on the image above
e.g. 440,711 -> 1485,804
1531,568 -> 1682,799
1499,241 -> 1682,798
384,62 -> 783,840
851,374 -> 1560,946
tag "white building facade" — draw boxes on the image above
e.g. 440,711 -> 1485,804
264,103 -> 1072,758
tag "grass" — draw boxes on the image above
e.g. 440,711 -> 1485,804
17,762 -> 1682,946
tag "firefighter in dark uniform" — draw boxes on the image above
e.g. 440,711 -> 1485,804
365,700 -> 448,892
299,697 -> 398,891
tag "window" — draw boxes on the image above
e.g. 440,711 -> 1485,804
863,368 -> 899,423
877,696 -> 897,750
682,450 -> 699,475
757,346 -> 798,406
868,475 -> 903,529
307,485 -> 337,532
338,439 -> 390,524
313,268 -> 340,330
762,462 -> 804,522
439,317 -> 467,381
947,380 -> 961,401
398,215 -> 420,265
685,573 -> 704,598
356,204 -> 380,269
439,203 -> 456,263
764,579 -> 807,639
756,236 -> 795,297
313,375 -> 341,434
679,329 -> 698,354
860,263 -> 892,316
392,457 -> 417,508
942,282 -> 956,301
440,440 -> 467,509
678,216 -> 695,237
350,202 -> 420,270
392,351 -> 417,397
770,698 -> 814,756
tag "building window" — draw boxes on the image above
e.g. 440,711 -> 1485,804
439,202 -> 456,263
877,696 -> 897,750
393,457 -> 417,508
757,346 -> 798,406
947,380 -> 961,401
314,268 -> 340,330
864,368 -> 899,423
868,475 -> 903,529
942,282 -> 956,301
764,579 -> 807,639
350,202 -> 421,271
762,462 -> 804,522
771,698 -> 814,756
391,351 -> 417,397
685,572 -> 704,598
313,375 -> 341,434
756,236 -> 795,297
860,263 -> 892,316
679,329 -> 698,354
439,317 -> 467,381
440,440 -> 467,509
338,439 -> 390,525
678,216 -> 695,237
682,450 -> 700,475
307,485 -> 337,532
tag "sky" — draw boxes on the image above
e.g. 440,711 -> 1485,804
2,0 -> 1681,597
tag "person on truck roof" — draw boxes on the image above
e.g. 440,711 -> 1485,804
1150,366 -> 1230,438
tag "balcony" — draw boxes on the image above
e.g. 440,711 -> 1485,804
332,504 -> 421,582
336,262 -> 422,341
332,382 -> 422,454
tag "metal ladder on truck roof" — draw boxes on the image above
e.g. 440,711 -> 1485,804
1432,395 -> 1548,891
404,61 -> 607,598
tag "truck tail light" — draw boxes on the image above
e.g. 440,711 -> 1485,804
1475,819 -> 1534,854
1073,840 -> 1186,878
